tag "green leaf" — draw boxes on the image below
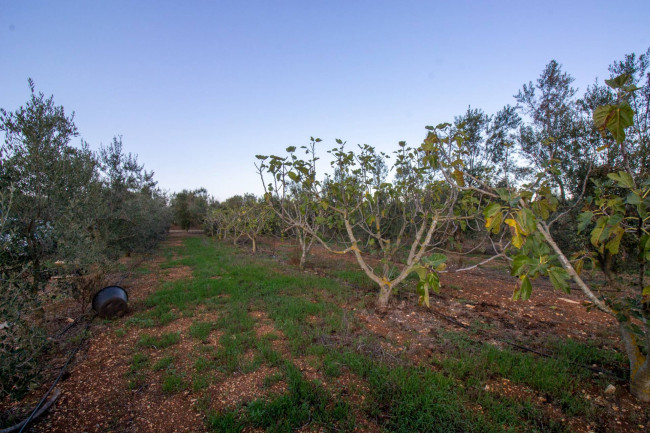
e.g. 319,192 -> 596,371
608,104 -> 635,144
605,226 -> 624,255
607,171 -> 634,188
286,146 -> 297,153
626,192 -> 642,205
412,265 -> 427,281
577,211 -> 593,233
548,266 -> 570,293
594,103 -> 635,144
511,255 -> 533,277
419,285 -> 430,307
484,202 -> 501,219
604,73 -> 630,90
640,234 -> 650,262
517,208 -> 536,234
590,216 -> 608,249
427,272 -> 440,293
593,105 -> 615,134
520,275 -> 532,301
287,171 -> 299,182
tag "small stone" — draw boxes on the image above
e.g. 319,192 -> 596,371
604,384 -> 616,394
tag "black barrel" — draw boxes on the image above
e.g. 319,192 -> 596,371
92,285 -> 129,318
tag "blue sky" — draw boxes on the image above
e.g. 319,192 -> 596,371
1,1 -> 649,200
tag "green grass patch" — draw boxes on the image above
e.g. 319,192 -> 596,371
129,352 -> 149,372
189,321 -> 214,340
134,236 -> 617,432
138,332 -> 181,349
161,371 -> 187,394
207,363 -> 354,432
152,355 -> 174,371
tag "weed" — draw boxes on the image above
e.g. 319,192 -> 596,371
194,356 -> 216,373
125,315 -> 155,328
192,373 -> 210,391
262,371 -> 284,388
161,371 -> 187,394
152,355 -> 174,371
129,352 -> 149,373
189,321 -> 213,340
138,332 -> 181,349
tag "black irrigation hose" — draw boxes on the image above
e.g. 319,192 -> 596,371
16,317 -> 95,433
54,319 -> 78,338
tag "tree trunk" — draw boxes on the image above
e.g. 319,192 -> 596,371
630,358 -> 650,402
252,237 -> 257,254
299,247 -> 307,270
376,284 -> 391,313
619,322 -> 650,402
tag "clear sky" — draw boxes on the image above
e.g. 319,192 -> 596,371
1,1 -> 649,201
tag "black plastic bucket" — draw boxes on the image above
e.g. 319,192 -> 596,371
92,285 -> 129,318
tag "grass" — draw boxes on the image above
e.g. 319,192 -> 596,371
161,371 -> 187,393
137,332 -> 181,349
127,352 -> 149,390
207,363 -> 354,433
152,355 -> 174,371
126,235 -> 635,432
189,321 -> 213,340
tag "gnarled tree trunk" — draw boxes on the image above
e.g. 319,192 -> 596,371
620,323 -> 650,402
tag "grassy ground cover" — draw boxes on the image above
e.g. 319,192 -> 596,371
112,235 -> 646,432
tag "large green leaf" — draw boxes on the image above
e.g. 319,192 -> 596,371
548,266 -> 570,293
517,208 -> 537,233
593,105 -> 615,134
626,191 -> 642,205
511,254 -> 534,277
593,103 -> 634,144
577,211 -> 593,233
607,171 -> 635,189
604,73 -> 630,90
590,216 -> 608,249
608,104 -> 635,144
520,275 -> 532,301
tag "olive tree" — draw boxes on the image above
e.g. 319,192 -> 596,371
0,81 -> 172,396
460,74 -> 650,401
171,188 -> 210,230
